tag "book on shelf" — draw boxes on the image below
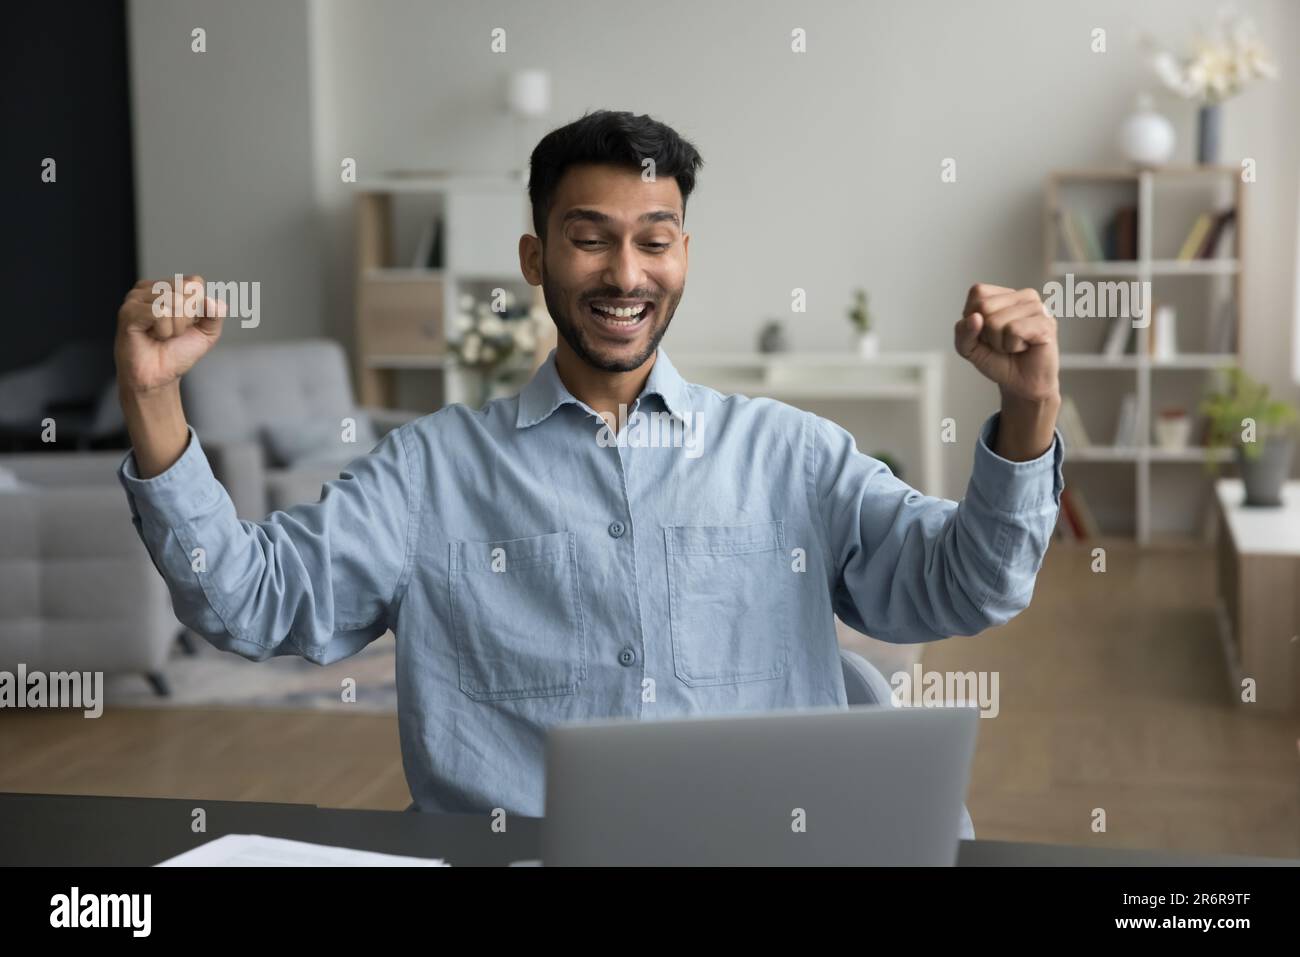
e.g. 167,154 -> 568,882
1055,206 -> 1136,263
1054,487 -> 1101,542
1196,208 -> 1236,259
1205,296 -> 1237,353
1101,314 -> 1132,357
1074,208 -> 1104,261
1070,487 -> 1101,538
1055,209 -> 1087,261
1103,205 -> 1138,261
1057,395 -> 1092,450
1113,393 -> 1138,447
411,216 -> 444,269
1177,213 -> 1213,261
1177,208 -> 1236,261
1055,489 -> 1081,540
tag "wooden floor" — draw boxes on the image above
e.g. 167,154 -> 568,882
928,539 -> 1299,858
1,541 -> 1297,857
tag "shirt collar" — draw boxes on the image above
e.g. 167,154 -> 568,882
515,347 -> 692,429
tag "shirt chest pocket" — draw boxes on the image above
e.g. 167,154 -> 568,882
449,531 -> 586,701
665,520 -> 792,687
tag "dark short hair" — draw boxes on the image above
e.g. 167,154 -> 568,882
527,110 -> 704,242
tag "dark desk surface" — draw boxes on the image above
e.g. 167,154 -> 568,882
1,792 -> 1294,866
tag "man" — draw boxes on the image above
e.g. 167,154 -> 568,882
116,110 -> 1063,816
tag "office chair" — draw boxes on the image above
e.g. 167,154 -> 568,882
839,648 -> 976,840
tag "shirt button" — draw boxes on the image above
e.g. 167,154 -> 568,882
608,521 -> 626,538
618,647 -> 637,667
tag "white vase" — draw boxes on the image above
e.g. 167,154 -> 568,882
856,331 -> 879,357
1152,305 -> 1177,361
1118,94 -> 1175,167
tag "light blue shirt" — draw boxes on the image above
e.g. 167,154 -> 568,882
118,348 -> 1064,816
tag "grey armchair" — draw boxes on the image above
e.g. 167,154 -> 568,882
180,339 -> 418,518
0,451 -> 179,693
840,648 -> 975,840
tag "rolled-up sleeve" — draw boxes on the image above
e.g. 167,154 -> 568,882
118,425 -> 419,664
812,410 -> 1064,643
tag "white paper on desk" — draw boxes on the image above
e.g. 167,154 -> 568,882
155,834 -> 449,867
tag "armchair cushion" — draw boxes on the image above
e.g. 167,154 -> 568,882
261,410 -> 377,468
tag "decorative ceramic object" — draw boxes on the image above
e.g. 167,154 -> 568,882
857,331 -> 880,358
1154,408 -> 1191,450
1196,103 -> 1221,164
1118,94 -> 1175,167
758,320 -> 788,353
1152,304 -> 1178,361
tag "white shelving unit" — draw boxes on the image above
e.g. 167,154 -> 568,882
1045,166 -> 1244,545
353,172 -> 536,411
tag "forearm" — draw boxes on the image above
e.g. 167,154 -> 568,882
120,381 -> 190,478
995,390 -> 1061,462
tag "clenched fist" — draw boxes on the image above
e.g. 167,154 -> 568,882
954,283 -> 1060,404
115,275 -> 227,395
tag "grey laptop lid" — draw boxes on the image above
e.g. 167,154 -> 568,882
543,704 -> 979,866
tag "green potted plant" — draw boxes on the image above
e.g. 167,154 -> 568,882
1200,367 -> 1298,506
847,288 -> 878,357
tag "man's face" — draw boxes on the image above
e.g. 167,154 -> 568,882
526,163 -> 689,373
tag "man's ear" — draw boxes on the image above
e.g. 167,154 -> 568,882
519,233 -> 543,286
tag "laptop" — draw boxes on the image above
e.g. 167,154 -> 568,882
542,704 -> 979,866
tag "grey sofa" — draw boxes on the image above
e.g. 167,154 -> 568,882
180,339 -> 417,519
0,451 -> 178,692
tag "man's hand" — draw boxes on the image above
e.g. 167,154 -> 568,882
115,276 -> 225,478
955,283 -> 1061,461
115,275 -> 226,395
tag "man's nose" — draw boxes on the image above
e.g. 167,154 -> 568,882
602,239 -> 646,294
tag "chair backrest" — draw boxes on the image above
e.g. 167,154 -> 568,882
181,339 -> 356,442
839,648 -> 898,706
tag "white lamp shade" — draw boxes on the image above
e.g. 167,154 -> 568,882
508,70 -> 551,117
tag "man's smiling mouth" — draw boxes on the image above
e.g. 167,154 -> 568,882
586,299 -> 654,333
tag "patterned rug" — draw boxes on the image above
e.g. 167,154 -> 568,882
102,632 -> 399,713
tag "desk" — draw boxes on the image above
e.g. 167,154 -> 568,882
1,793 -> 1293,866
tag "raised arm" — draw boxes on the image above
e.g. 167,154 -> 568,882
812,412 -> 1063,644
815,280 -> 1065,643
114,277 -> 417,664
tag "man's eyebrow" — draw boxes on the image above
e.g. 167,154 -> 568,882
561,208 -> 681,228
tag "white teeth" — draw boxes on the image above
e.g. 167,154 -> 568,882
593,302 -> 647,319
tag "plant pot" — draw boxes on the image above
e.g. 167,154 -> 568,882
1154,411 -> 1190,450
1237,435 -> 1295,507
856,331 -> 879,358
1196,103 -> 1221,165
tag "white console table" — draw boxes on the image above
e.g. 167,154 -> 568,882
1214,479 -> 1300,713
669,352 -> 945,497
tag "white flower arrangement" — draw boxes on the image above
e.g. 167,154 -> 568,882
1146,10 -> 1277,105
451,289 -> 540,373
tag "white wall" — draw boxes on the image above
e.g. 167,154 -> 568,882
130,0 -> 1300,496
128,0 -> 322,341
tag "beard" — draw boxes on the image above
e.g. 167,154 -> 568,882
540,257 -> 680,374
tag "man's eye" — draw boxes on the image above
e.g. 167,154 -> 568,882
644,243 -> 671,251
574,239 -> 604,247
